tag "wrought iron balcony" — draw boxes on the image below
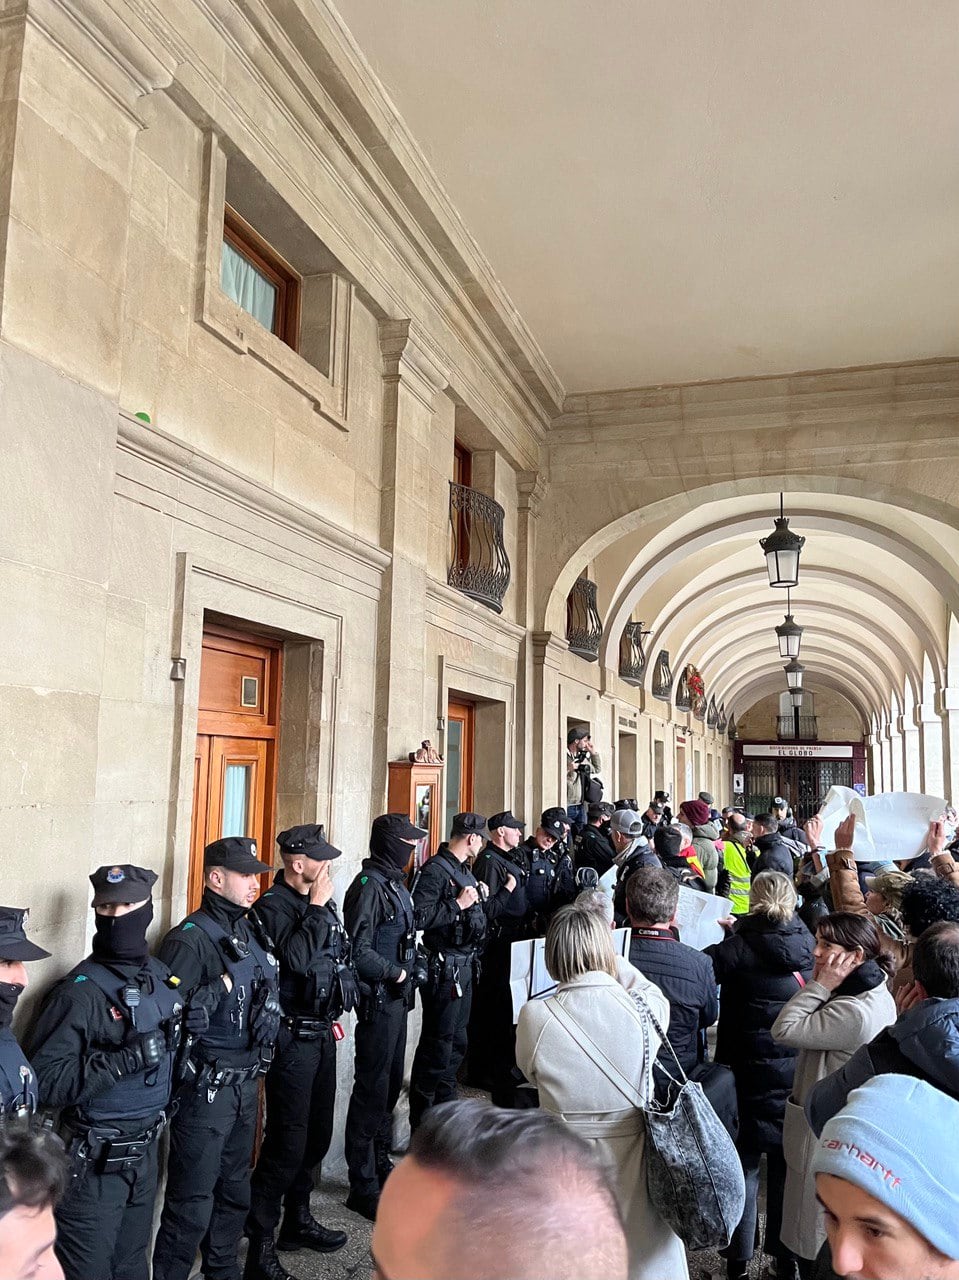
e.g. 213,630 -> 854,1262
652,649 -> 673,701
619,621 -> 650,686
448,481 -> 511,613
777,715 -> 819,741
566,576 -> 602,661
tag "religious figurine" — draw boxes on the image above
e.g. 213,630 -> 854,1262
409,739 -> 443,764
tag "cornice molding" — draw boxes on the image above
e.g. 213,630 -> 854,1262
517,470 -> 549,517
380,319 -> 451,410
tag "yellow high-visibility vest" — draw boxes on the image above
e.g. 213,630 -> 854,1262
722,840 -> 752,915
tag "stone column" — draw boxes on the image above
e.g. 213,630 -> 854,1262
513,472 -> 547,822
374,320 -> 449,800
887,723 -> 904,791
916,704 -> 944,797
899,715 -> 922,793
937,688 -> 959,804
531,630 -> 567,815
866,734 -> 882,793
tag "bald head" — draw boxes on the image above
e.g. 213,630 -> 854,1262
372,1100 -> 627,1280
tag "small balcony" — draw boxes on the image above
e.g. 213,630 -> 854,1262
619,621 -> 650,686
448,481 -> 511,613
566,576 -> 602,661
777,715 -> 819,741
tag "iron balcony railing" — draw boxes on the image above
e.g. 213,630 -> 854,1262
448,481 -> 511,613
777,715 -> 819,741
619,621 -> 650,685
652,649 -> 673,701
566,576 -> 603,661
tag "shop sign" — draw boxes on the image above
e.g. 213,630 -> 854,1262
742,744 -> 854,759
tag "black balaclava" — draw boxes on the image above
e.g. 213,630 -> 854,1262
370,828 -> 414,873
92,900 -> 153,963
0,982 -> 23,1030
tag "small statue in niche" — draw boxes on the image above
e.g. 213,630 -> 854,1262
409,739 -> 443,764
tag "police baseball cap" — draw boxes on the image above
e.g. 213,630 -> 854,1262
0,908 -> 50,961
371,813 -> 428,842
451,812 -> 487,837
610,810 -> 644,838
772,796 -> 788,809
615,798 -> 639,811
487,811 -> 525,832
90,864 -> 158,907
277,824 -> 341,862
587,802 -> 614,822
540,816 -> 566,840
646,801 -> 664,814
203,838 -> 271,874
541,807 -> 571,828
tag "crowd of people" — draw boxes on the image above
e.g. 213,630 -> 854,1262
2,778 -> 959,1279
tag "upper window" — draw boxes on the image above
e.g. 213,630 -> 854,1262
220,206 -> 300,350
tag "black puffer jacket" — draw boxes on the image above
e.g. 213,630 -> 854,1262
706,913 -> 815,1150
628,928 -> 718,1072
574,824 -> 616,878
752,833 -> 796,877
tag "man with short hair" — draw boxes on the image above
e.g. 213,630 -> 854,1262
0,1125 -> 68,1280
721,812 -> 754,916
625,868 -> 717,1070
640,800 -> 664,841
610,810 -> 661,925
153,839 -> 280,1280
574,802 -> 616,878
371,1098 -> 628,1280
771,797 -> 810,851
31,866 -> 183,1280
812,1075 -> 959,1279
751,814 -> 796,876
565,727 -> 601,829
409,813 -> 515,1129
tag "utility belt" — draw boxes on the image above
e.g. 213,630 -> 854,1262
187,1055 -> 265,1100
426,949 -> 479,995
65,1113 -> 166,1176
281,1014 -> 330,1042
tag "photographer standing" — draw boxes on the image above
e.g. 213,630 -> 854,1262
566,727 -> 602,829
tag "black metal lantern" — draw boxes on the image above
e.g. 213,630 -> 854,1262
727,714 -> 738,741
760,494 -> 805,588
789,688 -> 804,710
775,588 -> 804,658
784,658 -> 805,691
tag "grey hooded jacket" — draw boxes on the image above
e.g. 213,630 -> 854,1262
806,995 -> 959,1136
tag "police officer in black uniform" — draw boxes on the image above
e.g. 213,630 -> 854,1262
342,813 -> 424,1221
469,812 -> 524,1102
244,825 -> 353,1279
29,866 -> 183,1280
0,908 -> 48,1119
408,811 -> 515,1130
541,806 -> 577,915
153,838 -> 280,1280
518,812 -> 569,936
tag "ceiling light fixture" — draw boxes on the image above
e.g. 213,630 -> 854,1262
760,493 -> 805,588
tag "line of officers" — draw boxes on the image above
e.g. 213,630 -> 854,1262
0,803 -> 580,1280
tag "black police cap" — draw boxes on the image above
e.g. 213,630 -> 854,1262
0,908 -> 49,962
451,812 -> 486,837
540,806 -> 570,828
487,811 -> 525,832
90,865 -> 158,908
371,813 -> 428,842
276,824 -> 341,862
203,837 -> 272,874
540,816 -> 566,840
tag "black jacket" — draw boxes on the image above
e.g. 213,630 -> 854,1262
628,928 -> 717,1072
342,856 -> 414,986
412,845 -> 511,955
251,872 -> 352,1018
706,913 -> 815,1150
574,824 -> 616,878
613,842 -> 663,925
807,996 -> 959,1136
473,843 -> 527,937
753,833 -> 797,878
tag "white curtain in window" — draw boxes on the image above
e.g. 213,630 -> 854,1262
220,240 -> 277,331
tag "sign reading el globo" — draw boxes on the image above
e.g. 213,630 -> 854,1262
818,786 -> 948,862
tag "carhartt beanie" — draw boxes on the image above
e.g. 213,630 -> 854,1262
812,1074 -> 959,1261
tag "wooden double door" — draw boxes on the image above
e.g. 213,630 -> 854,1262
189,626 -> 282,910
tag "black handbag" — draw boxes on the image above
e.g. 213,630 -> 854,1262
688,1059 -> 739,1142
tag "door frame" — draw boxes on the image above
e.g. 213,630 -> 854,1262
446,697 -> 475,815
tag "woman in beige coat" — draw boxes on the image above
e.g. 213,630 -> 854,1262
771,911 -> 896,1275
516,905 -> 688,1280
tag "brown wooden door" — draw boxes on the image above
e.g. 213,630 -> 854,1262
189,626 -> 281,911
444,698 -> 475,836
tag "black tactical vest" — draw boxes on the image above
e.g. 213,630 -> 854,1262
0,1029 -> 35,1117
420,851 -> 487,954
364,868 -> 416,967
278,904 -> 351,1019
78,958 -> 182,1123
186,912 -> 277,1054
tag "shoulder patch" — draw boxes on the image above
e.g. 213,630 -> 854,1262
166,975 -> 181,988
360,875 -> 368,885
73,974 -> 87,983
180,921 -> 196,930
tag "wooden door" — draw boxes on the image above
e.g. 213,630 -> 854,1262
444,698 -> 475,837
189,626 -> 281,911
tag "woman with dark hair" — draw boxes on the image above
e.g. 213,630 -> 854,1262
771,912 -> 896,1276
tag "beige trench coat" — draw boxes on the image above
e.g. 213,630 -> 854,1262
516,970 -> 689,1280
770,978 -> 896,1260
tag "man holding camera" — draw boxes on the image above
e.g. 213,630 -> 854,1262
152,838 -> 280,1280
566,727 -> 602,829
343,814 -> 426,1222
245,824 -> 354,1279
30,865 -> 182,1280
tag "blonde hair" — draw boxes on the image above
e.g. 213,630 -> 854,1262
749,870 -> 797,924
545,905 -> 617,985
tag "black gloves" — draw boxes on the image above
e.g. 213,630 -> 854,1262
184,1005 -> 210,1035
250,985 -> 281,1047
111,1028 -> 164,1078
335,964 -> 359,1014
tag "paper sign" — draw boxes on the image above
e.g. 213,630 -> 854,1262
817,786 -> 946,863
509,928 -> 630,1021
673,885 -> 734,951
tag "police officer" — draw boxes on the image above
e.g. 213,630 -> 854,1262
0,908 -> 49,1118
343,813 -> 425,1221
29,866 -> 182,1280
244,825 -> 352,1279
469,813 -> 524,1103
518,813 -> 569,936
153,838 -> 280,1280
408,812 -> 515,1130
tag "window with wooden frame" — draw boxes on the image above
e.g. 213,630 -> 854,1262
221,205 -> 301,350
450,441 -> 473,569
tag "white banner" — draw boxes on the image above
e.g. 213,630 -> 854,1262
674,885 -> 734,951
742,743 -> 854,759
509,928 -> 630,1021
818,786 -> 947,863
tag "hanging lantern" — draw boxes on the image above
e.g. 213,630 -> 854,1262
775,588 -> 804,658
789,688 -> 804,709
784,658 -> 805,691
760,493 -> 805,588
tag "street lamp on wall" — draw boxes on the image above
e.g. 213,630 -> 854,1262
760,494 -> 805,588
775,588 -> 804,658
784,658 -> 805,691
789,688 -> 804,709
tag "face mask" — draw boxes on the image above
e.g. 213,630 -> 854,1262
93,900 -> 153,963
370,830 -> 415,871
0,983 -> 23,1029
